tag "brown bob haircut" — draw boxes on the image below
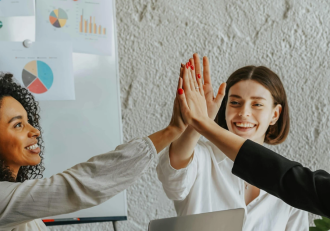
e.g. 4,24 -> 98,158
216,66 -> 290,145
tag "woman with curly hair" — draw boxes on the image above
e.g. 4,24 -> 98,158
0,73 -> 187,230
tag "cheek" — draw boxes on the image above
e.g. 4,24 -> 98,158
225,108 -> 235,130
255,110 -> 273,129
0,134 -> 24,162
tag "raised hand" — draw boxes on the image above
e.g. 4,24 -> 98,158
148,77 -> 188,154
194,54 -> 226,120
180,54 -> 226,120
168,77 -> 188,133
177,62 -> 209,125
178,58 -> 226,127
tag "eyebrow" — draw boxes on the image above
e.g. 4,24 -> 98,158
8,115 -> 23,124
229,94 -> 266,100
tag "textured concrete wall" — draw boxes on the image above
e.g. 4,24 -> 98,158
50,0 -> 330,230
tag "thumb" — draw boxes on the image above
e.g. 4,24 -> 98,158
214,82 -> 226,106
177,78 -> 190,123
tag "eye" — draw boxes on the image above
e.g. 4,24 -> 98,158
254,103 -> 263,107
14,122 -> 23,128
230,101 -> 239,105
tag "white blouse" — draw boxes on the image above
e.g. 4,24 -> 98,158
156,138 -> 309,231
0,137 -> 157,231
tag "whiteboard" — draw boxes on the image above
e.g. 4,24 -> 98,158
0,0 -> 127,225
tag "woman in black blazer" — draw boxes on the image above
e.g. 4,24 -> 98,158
177,57 -> 330,218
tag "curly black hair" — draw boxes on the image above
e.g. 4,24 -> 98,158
0,73 -> 45,182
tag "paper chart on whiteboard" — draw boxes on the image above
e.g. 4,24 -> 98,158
0,41 -> 75,101
35,0 -> 113,56
0,0 -> 35,17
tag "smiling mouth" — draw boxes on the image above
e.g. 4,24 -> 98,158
25,144 -> 39,150
234,122 -> 257,129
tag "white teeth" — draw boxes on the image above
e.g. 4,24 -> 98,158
236,122 -> 255,128
26,144 -> 39,150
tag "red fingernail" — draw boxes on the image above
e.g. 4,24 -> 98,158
178,88 -> 184,95
191,65 -> 194,70
186,62 -> 190,69
197,74 -> 201,79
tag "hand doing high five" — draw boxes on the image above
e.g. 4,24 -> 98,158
177,64 -> 214,127
178,54 -> 226,126
180,54 -> 226,120
169,77 -> 188,133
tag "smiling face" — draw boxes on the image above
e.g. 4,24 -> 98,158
225,80 -> 282,144
0,96 -> 41,176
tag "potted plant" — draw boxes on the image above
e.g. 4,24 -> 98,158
310,217 -> 330,231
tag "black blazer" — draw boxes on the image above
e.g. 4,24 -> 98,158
232,139 -> 330,218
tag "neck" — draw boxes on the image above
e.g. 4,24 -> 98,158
9,165 -> 20,181
252,135 -> 265,145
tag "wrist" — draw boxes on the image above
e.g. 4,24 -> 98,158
184,125 -> 202,138
165,125 -> 183,141
191,116 -> 214,134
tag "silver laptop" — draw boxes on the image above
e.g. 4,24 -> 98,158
148,208 -> 245,231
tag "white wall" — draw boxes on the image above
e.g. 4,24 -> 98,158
50,0 -> 330,230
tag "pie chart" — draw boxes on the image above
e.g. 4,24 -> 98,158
49,8 -> 68,28
22,61 -> 54,94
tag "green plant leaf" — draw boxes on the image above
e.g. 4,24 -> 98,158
310,227 -> 326,231
314,219 -> 330,230
322,217 -> 330,226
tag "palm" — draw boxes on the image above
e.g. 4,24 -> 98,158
180,54 -> 226,122
203,83 -> 218,120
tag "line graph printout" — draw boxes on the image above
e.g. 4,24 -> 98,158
36,0 -> 112,56
0,41 -> 75,101
0,0 -> 35,17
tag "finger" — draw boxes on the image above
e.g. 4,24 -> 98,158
189,58 -> 198,91
173,97 -> 180,120
193,53 -> 202,81
177,78 -> 186,106
184,62 -> 195,91
177,76 -> 182,90
177,82 -> 190,124
214,82 -> 227,106
193,54 -> 203,95
203,56 -> 211,85
183,63 -> 192,91
180,63 -> 184,78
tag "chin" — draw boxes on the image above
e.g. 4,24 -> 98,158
27,157 -> 41,166
229,129 -> 254,139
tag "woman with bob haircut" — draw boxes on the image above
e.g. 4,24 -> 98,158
0,73 -> 187,230
176,56 -> 330,218
157,54 -> 308,230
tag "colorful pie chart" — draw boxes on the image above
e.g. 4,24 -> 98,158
22,61 -> 54,94
49,8 -> 68,28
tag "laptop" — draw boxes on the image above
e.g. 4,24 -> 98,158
148,208 -> 245,231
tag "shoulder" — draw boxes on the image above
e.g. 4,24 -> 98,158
198,136 -> 228,163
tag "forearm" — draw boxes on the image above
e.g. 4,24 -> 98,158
169,126 -> 201,169
233,139 -> 330,217
148,126 -> 183,153
192,117 -> 246,161
0,137 -> 157,228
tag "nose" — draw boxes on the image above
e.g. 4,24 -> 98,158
238,105 -> 251,117
27,123 -> 40,138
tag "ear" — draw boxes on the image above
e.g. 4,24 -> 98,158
270,104 -> 282,125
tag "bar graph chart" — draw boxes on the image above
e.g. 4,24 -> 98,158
36,0 -> 112,55
79,9 -> 106,35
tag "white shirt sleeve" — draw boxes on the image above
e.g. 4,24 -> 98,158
285,207 -> 309,231
156,141 -> 214,201
0,137 -> 157,230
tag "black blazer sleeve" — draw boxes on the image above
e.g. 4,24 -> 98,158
232,139 -> 330,217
